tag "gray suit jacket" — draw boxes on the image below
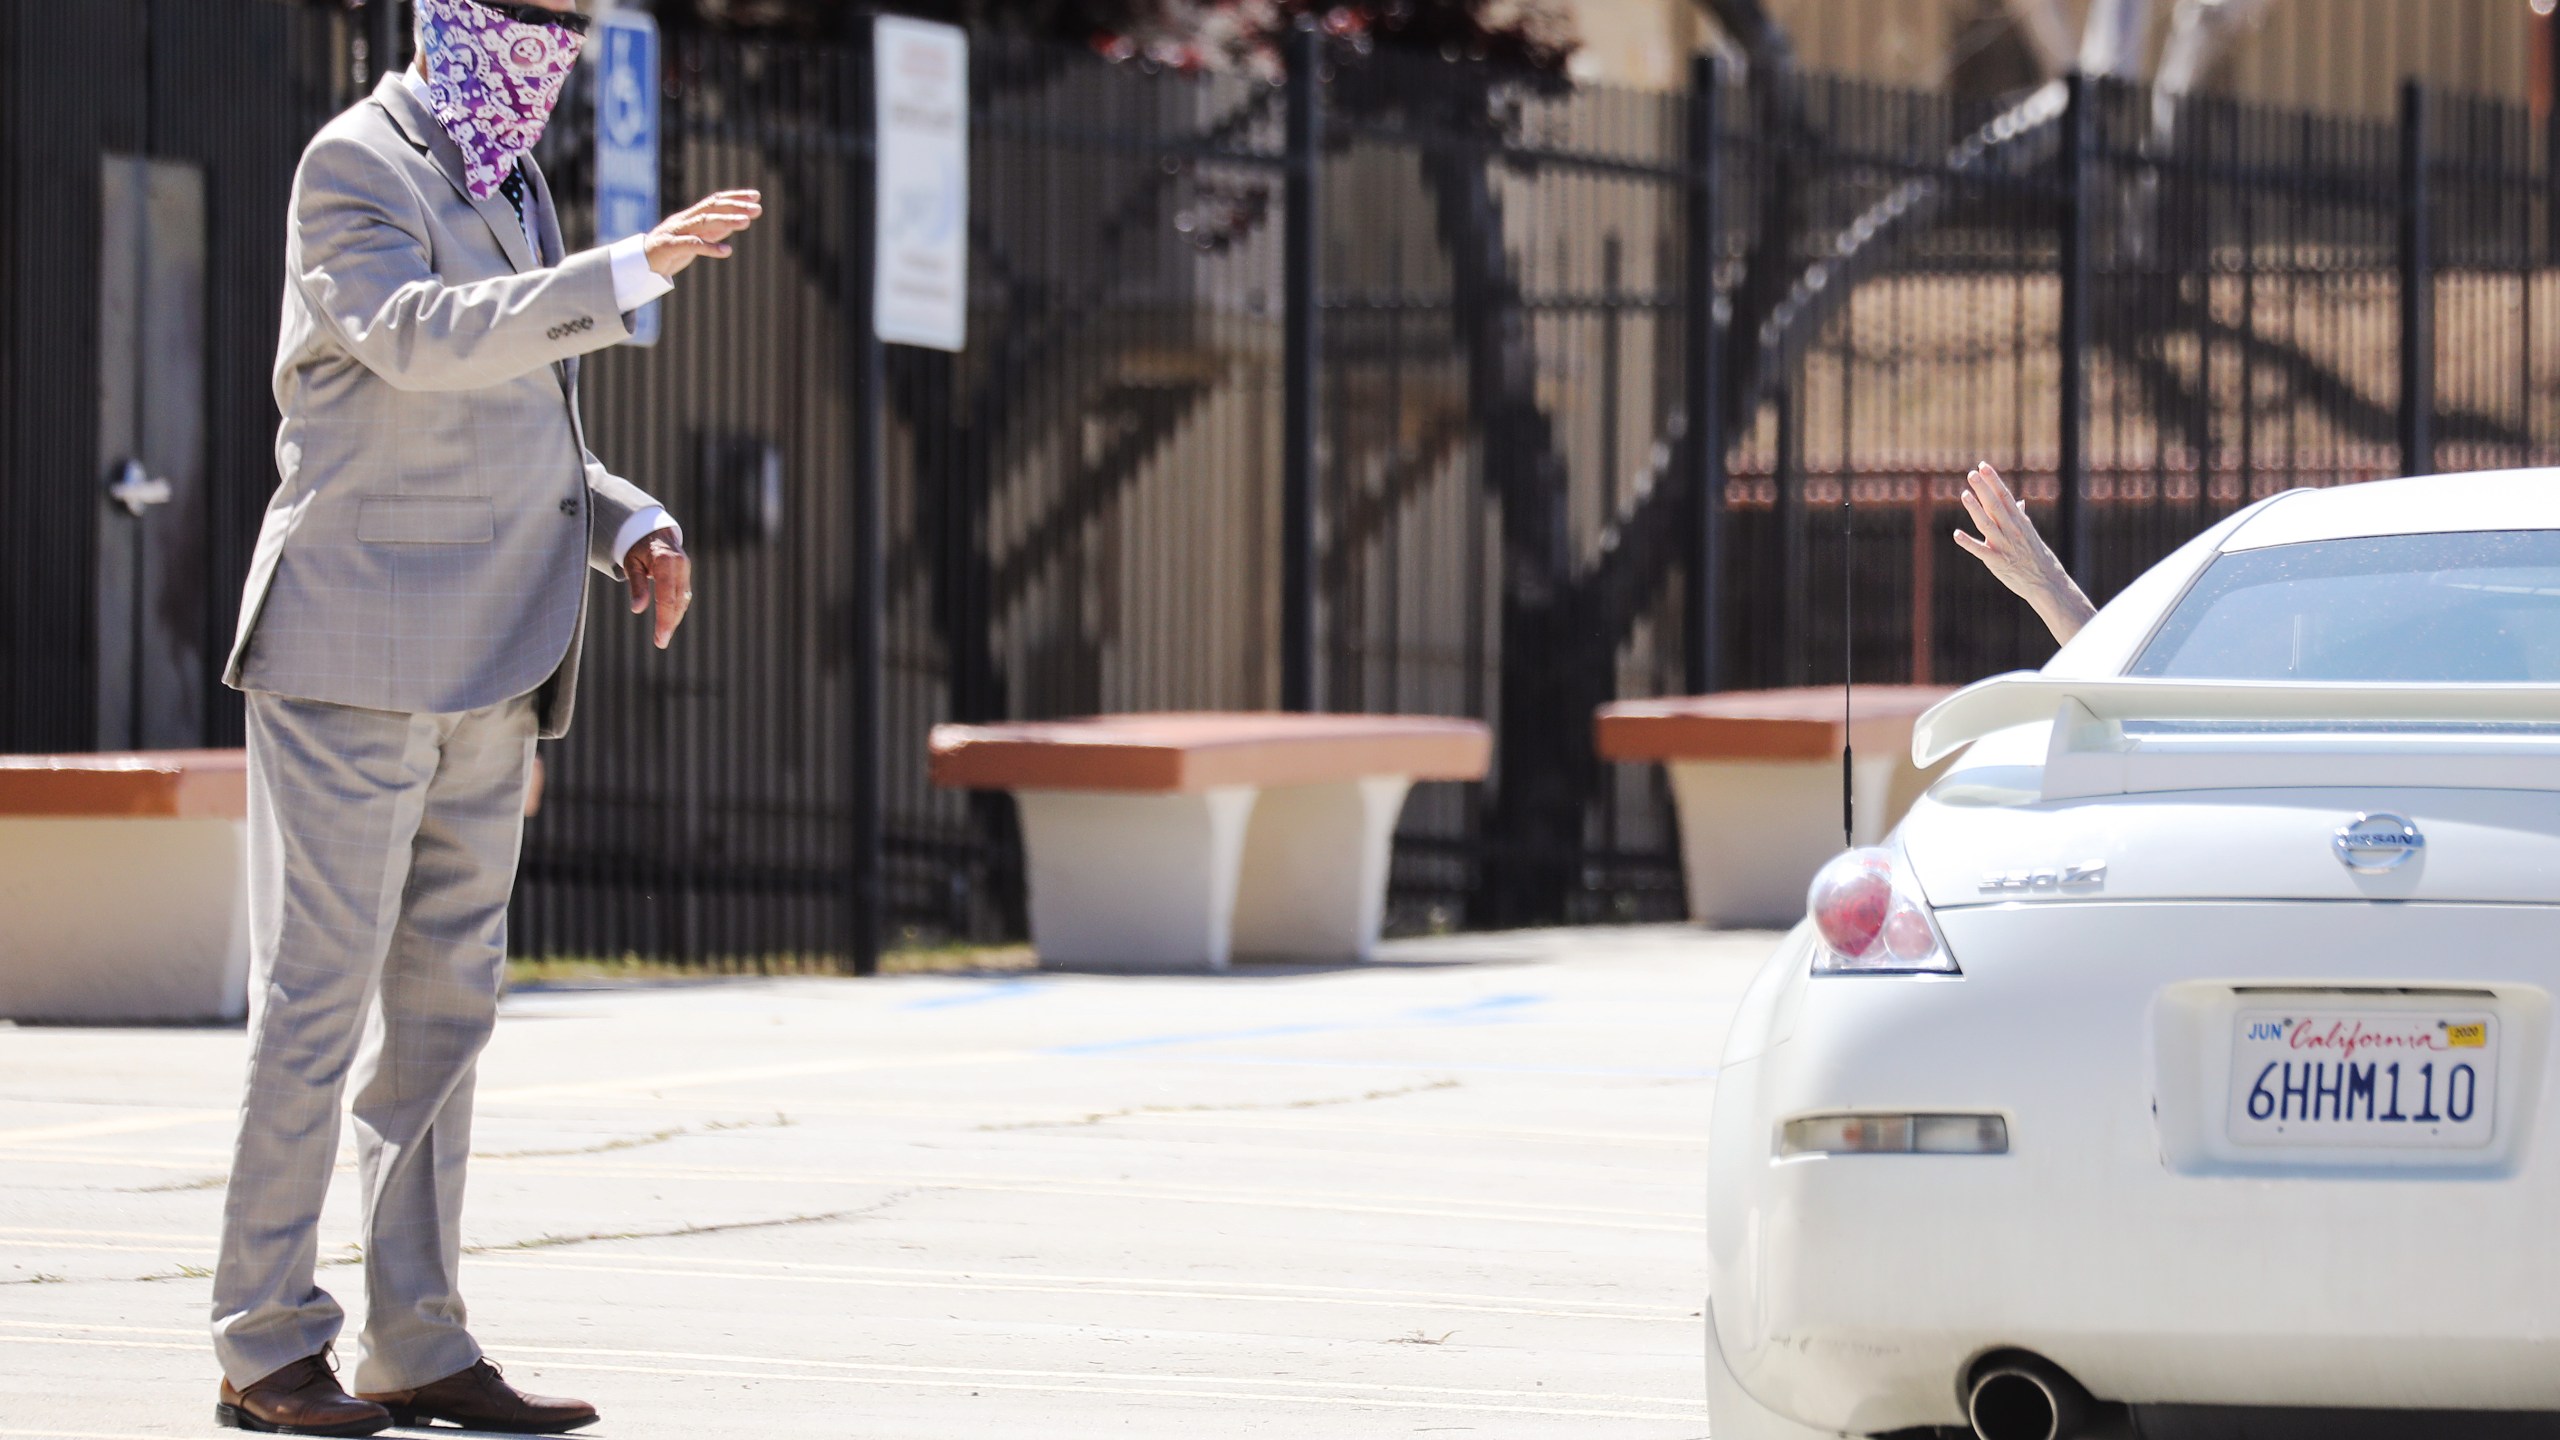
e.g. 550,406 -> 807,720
227,73 -> 665,739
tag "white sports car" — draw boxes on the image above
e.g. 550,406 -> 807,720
1705,471 -> 2560,1440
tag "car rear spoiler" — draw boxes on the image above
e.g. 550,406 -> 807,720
1912,673 -> 2560,768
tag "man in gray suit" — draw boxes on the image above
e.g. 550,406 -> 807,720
210,1 -> 761,1432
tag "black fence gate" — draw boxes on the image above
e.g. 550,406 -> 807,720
0,0 -> 356,755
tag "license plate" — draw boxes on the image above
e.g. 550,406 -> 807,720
2226,1010 -> 2497,1148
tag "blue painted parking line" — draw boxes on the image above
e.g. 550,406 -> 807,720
899,979 -> 1044,1011
1045,1021 -> 1344,1056
1169,1054 -> 1721,1081
1040,993 -> 1552,1057
1401,993 -> 1543,1023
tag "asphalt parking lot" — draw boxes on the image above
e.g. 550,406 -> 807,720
0,924 -> 1768,1438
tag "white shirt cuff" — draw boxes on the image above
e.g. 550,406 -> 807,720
611,507 -> 681,574
608,236 -> 676,312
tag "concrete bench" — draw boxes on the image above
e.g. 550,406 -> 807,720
1595,686 -> 1954,929
0,751 -> 254,1024
930,712 -> 1491,969
1,750 -> 548,1025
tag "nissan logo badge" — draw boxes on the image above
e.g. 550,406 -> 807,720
2333,812 -> 2424,873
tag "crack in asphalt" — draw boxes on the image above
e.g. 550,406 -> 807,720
98,1117 -> 803,1199
466,1190 -> 917,1256
126,1175 -> 227,1194
477,1113 -> 795,1161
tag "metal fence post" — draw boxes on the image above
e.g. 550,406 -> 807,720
848,35 -> 886,976
2399,78 -> 2434,478
2548,12 -> 2559,264
1280,21 -> 1321,713
1682,53 -> 1726,696
364,0 -> 405,85
2057,72 -> 2092,581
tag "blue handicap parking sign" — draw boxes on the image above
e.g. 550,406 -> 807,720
595,11 -> 662,347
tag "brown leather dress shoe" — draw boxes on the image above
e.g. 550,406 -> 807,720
217,1351 -> 392,1436
359,1357 -> 598,1435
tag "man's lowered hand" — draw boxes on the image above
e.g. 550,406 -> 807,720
625,528 -> 693,650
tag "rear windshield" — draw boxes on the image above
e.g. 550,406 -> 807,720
2131,530 -> 2560,682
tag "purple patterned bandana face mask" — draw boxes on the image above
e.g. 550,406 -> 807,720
415,0 -> 585,201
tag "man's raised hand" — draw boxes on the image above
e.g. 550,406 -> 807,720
645,190 -> 764,279
625,528 -> 693,650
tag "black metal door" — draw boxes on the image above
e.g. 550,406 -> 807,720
95,154 -> 208,751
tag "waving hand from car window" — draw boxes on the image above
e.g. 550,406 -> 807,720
1954,461 -> 2098,644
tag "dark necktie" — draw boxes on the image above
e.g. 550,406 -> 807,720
496,166 -> 544,263
498,168 -> 528,229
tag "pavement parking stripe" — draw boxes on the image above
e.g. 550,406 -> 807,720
478,1048 -> 1031,1103
478,1093 -> 1709,1149
0,1226 -> 211,1242
7,1108 -> 1707,1152
0,1239 -> 200,1255
476,1254 -> 1689,1324
0,1321 -> 198,1336
1169,1054 -> 1721,1079
0,1243 -> 1689,1323
1111,1112 -> 1707,1149
0,1111 -> 229,1145
0,1330 -> 1702,1423
0,1429 -> 210,1440
502,1250 -> 1691,1315
3,1337 -> 198,1353
405,1354 -> 1706,1422
476,1158 -> 1705,1233
500,1339 -> 1693,1408
0,1152 -> 1702,1234
509,1157 -> 1701,1222
3,1239 -> 1685,1327
0,1150 -> 255,1172
0,1141 -> 232,1157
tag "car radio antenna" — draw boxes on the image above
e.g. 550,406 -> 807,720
1840,471 -> 1854,850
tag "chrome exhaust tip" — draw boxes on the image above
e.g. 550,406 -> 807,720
1967,1354 -> 2095,1440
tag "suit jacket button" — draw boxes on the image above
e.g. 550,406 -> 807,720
559,498 -> 579,516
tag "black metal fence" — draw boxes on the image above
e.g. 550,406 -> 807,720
0,0 -> 361,753
4,0 -> 2556,967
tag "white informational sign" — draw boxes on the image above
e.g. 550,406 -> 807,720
594,9 -> 662,346
873,16 -> 969,352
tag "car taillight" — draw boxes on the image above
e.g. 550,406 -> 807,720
1809,849 -> 1893,955
1807,847 -> 1959,976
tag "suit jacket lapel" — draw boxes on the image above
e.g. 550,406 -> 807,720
372,73 -> 539,276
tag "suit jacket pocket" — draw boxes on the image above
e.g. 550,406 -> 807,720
355,497 -> 495,545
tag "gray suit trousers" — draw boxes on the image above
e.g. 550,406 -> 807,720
211,691 -> 537,1392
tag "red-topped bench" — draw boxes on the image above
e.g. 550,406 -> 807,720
1596,686 -> 1954,928
1,750 -> 548,1024
931,712 -> 1491,968
0,751 -> 254,1023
